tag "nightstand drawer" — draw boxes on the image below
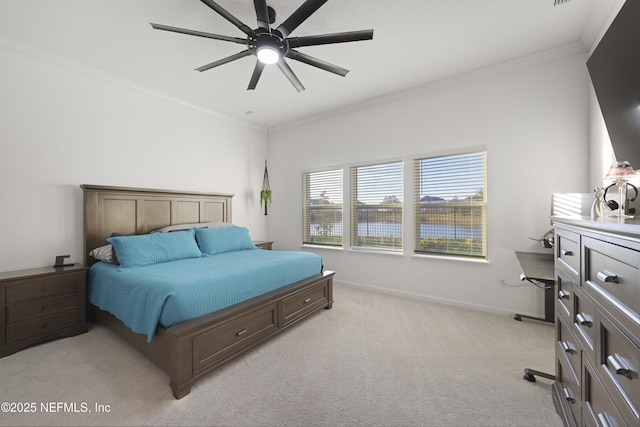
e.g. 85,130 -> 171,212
282,281 -> 329,325
7,294 -> 78,322
6,274 -> 78,303
7,310 -> 79,342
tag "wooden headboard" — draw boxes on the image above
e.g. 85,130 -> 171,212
81,185 -> 233,266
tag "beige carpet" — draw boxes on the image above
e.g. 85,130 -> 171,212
0,285 -> 561,427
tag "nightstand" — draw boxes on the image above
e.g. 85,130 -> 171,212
253,241 -> 273,250
0,264 -> 88,358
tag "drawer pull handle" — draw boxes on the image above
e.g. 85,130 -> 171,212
41,286 -> 48,291
42,304 -> 48,310
42,322 -> 48,328
607,354 -> 632,379
561,250 -> 574,257
596,270 -> 618,284
558,290 -> 570,300
560,341 -> 575,354
303,298 -> 312,304
597,413 -> 613,427
563,387 -> 575,403
575,313 -> 592,327
235,329 -> 247,337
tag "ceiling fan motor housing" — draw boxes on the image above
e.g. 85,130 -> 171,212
249,30 -> 288,59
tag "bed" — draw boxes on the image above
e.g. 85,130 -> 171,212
82,184 -> 334,399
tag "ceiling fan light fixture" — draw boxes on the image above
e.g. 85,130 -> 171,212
257,46 -> 280,64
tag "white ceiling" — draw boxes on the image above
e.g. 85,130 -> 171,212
0,0 -> 614,129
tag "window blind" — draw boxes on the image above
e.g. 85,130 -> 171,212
414,151 -> 487,258
350,161 -> 403,250
302,169 -> 343,246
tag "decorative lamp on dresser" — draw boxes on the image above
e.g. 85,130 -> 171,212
551,216 -> 640,427
0,265 -> 88,358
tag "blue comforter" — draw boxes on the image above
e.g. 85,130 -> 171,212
88,249 -> 323,342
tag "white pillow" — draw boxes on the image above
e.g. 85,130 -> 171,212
153,221 -> 233,233
89,244 -> 115,263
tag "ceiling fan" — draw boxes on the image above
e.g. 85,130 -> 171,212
150,0 -> 374,92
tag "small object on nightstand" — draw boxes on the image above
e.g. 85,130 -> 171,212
253,241 -> 273,250
53,255 -> 74,267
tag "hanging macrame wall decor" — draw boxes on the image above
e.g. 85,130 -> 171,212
260,160 -> 271,215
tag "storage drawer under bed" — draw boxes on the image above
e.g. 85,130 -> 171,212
191,302 -> 278,374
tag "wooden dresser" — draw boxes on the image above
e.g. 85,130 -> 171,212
0,265 -> 88,358
552,217 -> 640,427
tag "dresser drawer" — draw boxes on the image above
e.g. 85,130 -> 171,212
556,227 -> 580,279
6,274 -> 78,303
556,352 -> 581,426
7,310 -> 79,342
583,236 -> 640,332
192,302 -> 278,374
7,294 -> 78,322
281,281 -> 329,326
597,311 -> 640,425
556,269 -> 573,322
557,314 -> 581,386
573,286 -> 595,362
582,354 -> 628,427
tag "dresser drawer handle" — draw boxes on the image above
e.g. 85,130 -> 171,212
303,298 -> 312,304
235,329 -> 248,337
597,413 -> 614,427
561,250 -> 574,257
42,304 -> 48,310
558,290 -> 570,300
42,322 -> 48,328
596,270 -> 618,284
41,286 -> 48,291
607,354 -> 632,379
563,387 -> 575,403
575,313 -> 592,327
560,341 -> 575,354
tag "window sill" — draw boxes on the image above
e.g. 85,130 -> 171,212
412,253 -> 489,264
301,244 -> 344,251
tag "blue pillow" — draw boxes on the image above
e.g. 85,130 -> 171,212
107,229 -> 202,268
195,226 -> 256,255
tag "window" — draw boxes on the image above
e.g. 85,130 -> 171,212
302,169 -> 343,246
414,151 -> 487,259
350,161 -> 403,250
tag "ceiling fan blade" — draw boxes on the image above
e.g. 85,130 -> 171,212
247,61 -> 265,90
286,50 -> 348,77
200,0 -> 253,35
253,0 -> 270,30
277,60 -> 305,92
150,23 -> 246,45
288,29 -> 374,48
277,0 -> 328,38
195,50 -> 252,72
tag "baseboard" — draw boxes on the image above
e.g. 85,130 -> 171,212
334,279 -> 520,318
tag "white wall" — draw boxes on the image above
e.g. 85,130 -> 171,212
267,50 -> 590,317
0,40 -> 267,272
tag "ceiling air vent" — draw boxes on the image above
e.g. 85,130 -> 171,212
554,0 -> 571,5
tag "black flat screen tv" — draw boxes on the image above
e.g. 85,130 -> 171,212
587,0 -> 640,170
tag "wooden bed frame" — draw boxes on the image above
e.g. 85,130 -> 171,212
81,184 -> 334,399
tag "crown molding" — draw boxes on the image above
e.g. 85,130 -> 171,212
269,41 -> 587,135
